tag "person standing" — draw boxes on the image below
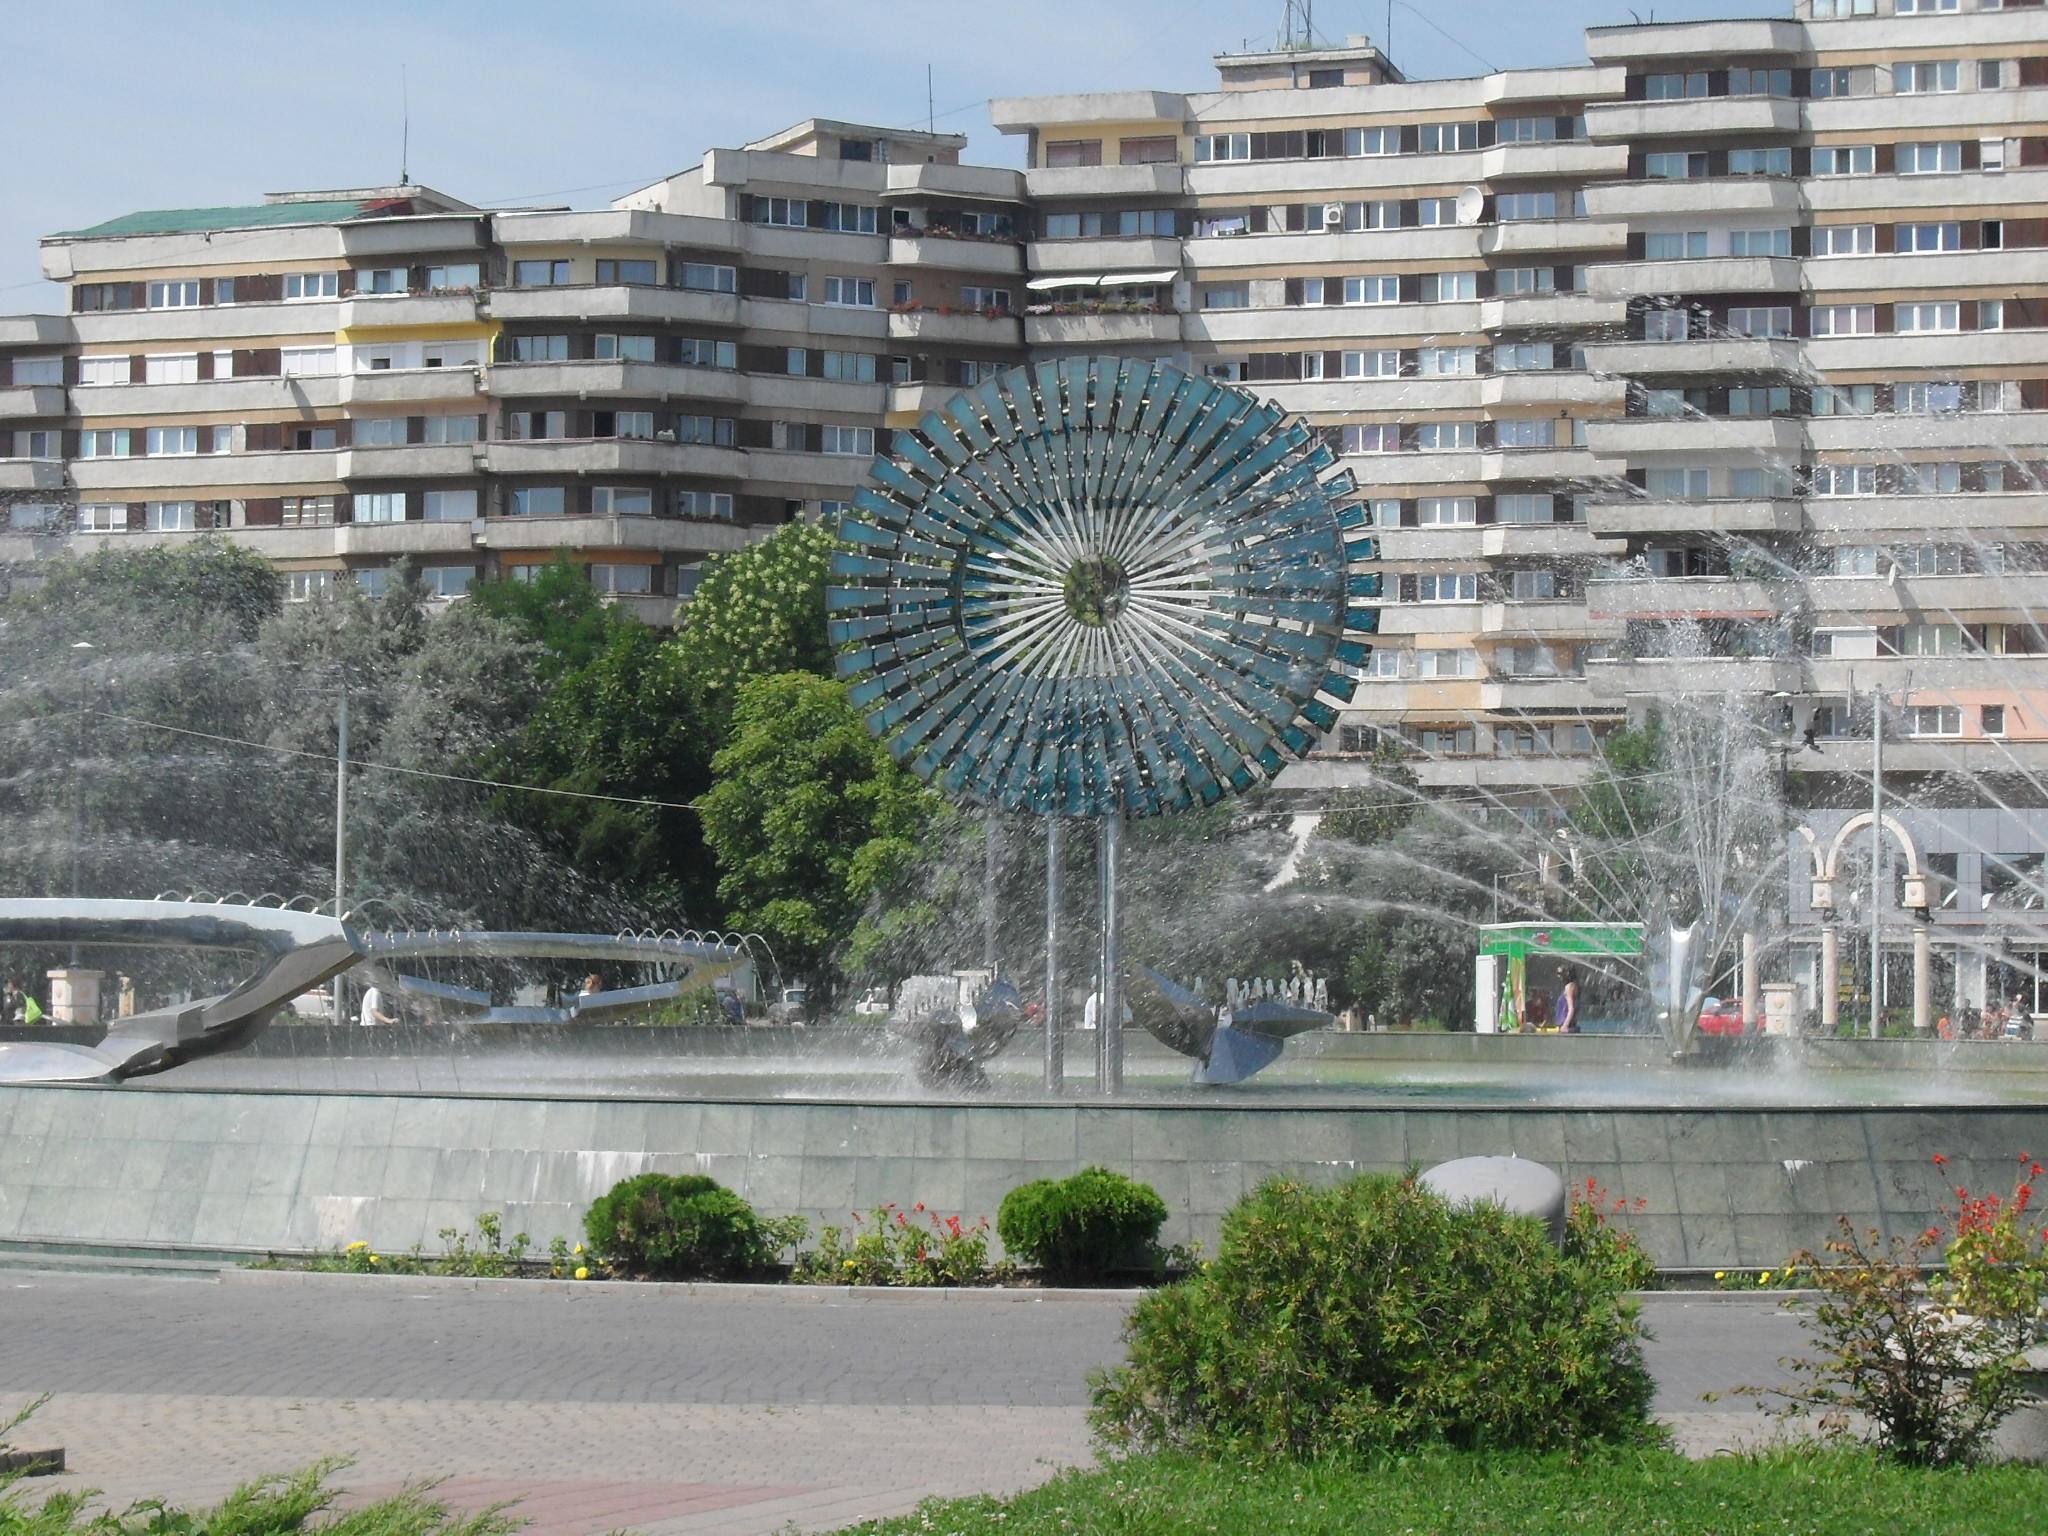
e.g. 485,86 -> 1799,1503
1555,978 -> 1580,1034
2,978 -> 24,1025
358,983 -> 396,1028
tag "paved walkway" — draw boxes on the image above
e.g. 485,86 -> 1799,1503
0,1272 -> 1808,1535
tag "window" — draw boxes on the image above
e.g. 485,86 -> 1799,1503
1642,307 -> 1689,342
356,568 -> 392,598
1897,141 -> 1962,175
590,486 -> 654,515
1729,387 -> 1794,416
1495,192 -> 1559,221
1414,573 -> 1478,602
1728,306 -> 1793,338
1299,353 -> 1325,380
598,411 -> 655,440
1894,60 -> 1959,93
1341,350 -> 1401,378
1417,648 -> 1479,678
675,415 -> 734,445
1416,198 -> 1459,226
594,333 -> 657,362
1495,267 -> 1555,295
1811,304 -> 1876,336
1642,387 -> 1694,416
1194,133 -> 1251,162
1119,137 -> 1176,164
1981,137 -> 2008,171
1895,382 -> 1965,414
422,342 -> 482,368
1415,421 -> 1477,450
422,490 -> 477,521
146,280 -> 200,308
1813,224 -> 1875,257
1897,222 -> 1961,254
1897,302 -> 1960,333
1645,231 -> 1708,260
677,489 -> 734,520
79,429 -> 130,457
354,267 -> 406,295
960,286 -> 1010,313
78,504 -> 125,532
142,500 -> 195,531
1649,152 -> 1714,183
1812,144 -> 1874,176
1341,423 -> 1402,453
1493,418 -> 1554,449
1831,546 -> 1880,577
822,275 -> 875,307
283,272 -> 338,300
423,567 -> 474,598
512,259 -> 572,286
678,263 -> 736,293
1201,285 -> 1249,310
512,334 -> 569,362
354,417 -> 407,447
424,262 -> 480,291
1645,72 -> 1710,99
1979,299 -> 2005,330
823,204 -> 877,235
1812,383 -> 1875,417
1495,116 -> 1559,143
422,414 -> 479,444
141,352 -> 199,385
1812,463 -> 1877,496
1983,705 -> 2007,736
1417,497 -> 1477,525
1044,139 -> 1103,167
282,496 -> 336,526
506,410 -> 566,440
509,486 -> 566,516
822,425 -> 875,456
1342,200 -> 1402,231
1646,467 -> 1711,499
76,355 -> 128,387
1361,650 -> 1402,679
1729,67 -> 1793,96
1811,0 -> 1876,13
1893,543 -> 1965,575
1416,347 -> 1477,376
10,356 -> 61,385
14,430 -> 58,458
281,346 -> 338,376
1496,494 -> 1554,524
751,197 -> 807,228
1900,461 -> 1962,494
285,571 -> 333,602
1419,272 -> 1478,302
1365,500 -> 1400,526
73,283 -> 135,312
1729,228 -> 1792,257
1494,342 -> 1554,372
1908,705 -> 1963,736
1728,147 -> 1793,175
352,493 -> 404,523
589,563 -> 653,595
1343,275 -> 1400,305
1896,0 -> 1959,12
1410,726 -> 1477,755
1419,122 -> 1481,152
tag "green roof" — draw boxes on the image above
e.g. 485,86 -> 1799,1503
54,199 -> 404,239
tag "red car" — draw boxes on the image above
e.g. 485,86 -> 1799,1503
1695,999 -> 1747,1036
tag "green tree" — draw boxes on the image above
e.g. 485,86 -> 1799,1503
698,672 -> 943,987
668,521 -> 836,740
468,556 -> 635,682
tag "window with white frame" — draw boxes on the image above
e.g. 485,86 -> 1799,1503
589,563 -> 653,595
1359,649 -> 1402,679
1343,275 -> 1400,305
281,346 -> 338,376
76,356 -> 127,387
509,486 -> 566,516
1812,225 -> 1874,257
1811,1 -> 1876,19
595,333 -> 658,362
143,500 -> 195,531
1897,302 -> 1960,333
959,287 -> 1010,313
1831,546 -> 1880,576
422,490 -> 477,521
821,350 -> 879,381
1493,418 -> 1554,448
1647,467 -> 1711,498
352,493 -> 405,523
80,429 -> 129,457
822,275 -> 876,307
1729,228 -> 1792,257
676,415 -> 734,446
1300,353 -> 1325,380
282,496 -> 335,526
1898,624 -> 1964,655
354,267 -> 406,295
285,571 -> 333,602
1418,497 -> 1477,525
822,425 -> 875,456
1893,543 -> 1965,575
591,486 -> 655,515
1645,151 -> 1706,179
1495,192 -> 1559,221
14,430 -> 58,458
1365,500 -> 1400,526
146,280 -> 200,308
677,337 -> 735,369
1728,306 -> 1794,338
422,414 -> 479,444
511,334 -> 569,362
424,262 -> 481,291
1420,271 -> 1478,302
1415,421 -> 1477,450
1493,341 -> 1554,371
1201,285 -> 1249,309
422,341 -> 483,368
1417,648 -> 1479,678
1194,132 -> 1251,162
283,271 -> 339,300
603,411 -> 656,440
1897,141 -> 1963,175
1814,384 -> 1877,416
1342,424 -> 1402,453
1645,231 -> 1708,260
1345,126 -> 1400,155
1897,222 -> 1961,253
142,353 -> 199,384
423,566 -> 474,598
1413,573 -> 1478,602
1416,347 -> 1477,376
1812,463 -> 1877,496
1495,267 -> 1555,294
356,568 -> 392,597
1811,144 -> 1874,176
1894,59 -> 1959,93
1416,198 -> 1459,225
78,503 -> 125,531
1981,137 -> 2008,171
1729,147 -> 1793,175
678,262 -> 736,292
1896,0 -> 1959,13
1496,494 -> 1554,523
1895,382 -> 1966,414
1340,350 -> 1393,381
1811,304 -> 1876,336
354,417 -> 407,447
1343,200 -> 1403,231
677,490 -> 734,520
1901,461 -> 1962,494
1642,308 -> 1688,342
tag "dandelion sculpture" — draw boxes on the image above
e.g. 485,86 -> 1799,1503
829,358 -> 1378,1091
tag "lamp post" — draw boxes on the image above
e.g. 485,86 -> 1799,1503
68,642 -> 93,965
331,680 -> 349,1026
1869,685 -> 1883,1039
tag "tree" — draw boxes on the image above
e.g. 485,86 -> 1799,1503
698,672 -> 944,988
668,521 -> 836,741
467,557 -> 635,682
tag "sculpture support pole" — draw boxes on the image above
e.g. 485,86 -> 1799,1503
1820,924 -> 1839,1034
1098,813 -> 1123,1095
332,683 -> 349,1028
1044,816 -> 1063,1093
983,810 -> 999,973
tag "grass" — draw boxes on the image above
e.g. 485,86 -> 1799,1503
834,1447 -> 2048,1536
0,1458 -> 524,1536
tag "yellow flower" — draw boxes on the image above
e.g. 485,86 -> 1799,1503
572,1243 -> 584,1254
844,1259 -> 857,1269
1714,1271 -> 1726,1281
1759,1271 -> 1772,1283
369,1255 -> 380,1265
574,1266 -> 589,1280
346,1240 -> 368,1251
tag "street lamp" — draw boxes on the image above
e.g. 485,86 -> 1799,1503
69,641 -> 94,966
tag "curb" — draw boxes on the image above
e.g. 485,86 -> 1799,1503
218,1268 -> 1148,1304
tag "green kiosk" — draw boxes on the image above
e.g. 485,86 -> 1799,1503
1474,922 -> 1645,1034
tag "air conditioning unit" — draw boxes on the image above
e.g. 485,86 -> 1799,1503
1323,202 -> 1346,229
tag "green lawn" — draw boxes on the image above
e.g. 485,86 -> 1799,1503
837,1448 -> 2048,1536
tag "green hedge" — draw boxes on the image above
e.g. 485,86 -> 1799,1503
582,1172 -> 778,1279
997,1167 -> 1168,1281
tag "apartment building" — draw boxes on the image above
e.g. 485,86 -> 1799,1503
993,0 -> 2048,1014
0,119 -> 1029,620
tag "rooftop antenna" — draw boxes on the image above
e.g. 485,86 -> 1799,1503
927,62 -> 934,134
1280,0 -> 1316,50
399,65 -> 410,184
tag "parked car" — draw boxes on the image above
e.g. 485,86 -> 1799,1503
766,985 -> 810,1025
1695,998 -> 1746,1036
851,987 -> 891,1018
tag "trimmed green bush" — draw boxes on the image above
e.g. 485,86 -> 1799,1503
998,1166 -> 1168,1281
583,1172 -> 780,1278
1088,1171 -> 1658,1459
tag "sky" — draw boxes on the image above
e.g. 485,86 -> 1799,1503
3,0 -> 1785,308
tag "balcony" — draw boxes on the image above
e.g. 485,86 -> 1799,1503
71,302 -> 343,346
1023,310 -> 1180,347
1409,755 -> 1597,790
1479,141 -> 1630,184
1026,235 -> 1180,274
887,307 -> 1025,347
1589,255 -> 1800,298
1586,654 -> 1804,697
1585,497 -> 1803,538
488,360 -> 746,404
1476,292 -> 1626,331
486,285 -> 741,328
1478,523 -> 1621,559
1580,337 -> 1803,379
0,459 -> 63,490
1805,331 -> 2043,374
1373,602 -> 1484,637
886,381 -> 972,418
741,449 -> 873,489
1185,227 -> 1472,270
340,444 -> 481,479
476,513 -> 755,557
1477,447 -> 1603,482
1480,601 -> 1609,638
481,439 -> 745,479
1479,371 -> 1625,410
1582,415 -> 1805,457
1582,178 -> 1804,221
1808,572 -> 2048,626
336,292 -> 482,331
1807,412 -> 2048,455
1804,655 -> 2048,695
1585,576 -> 1788,621
71,451 -> 341,489
0,386 -> 66,420
1022,162 -> 1183,200
1804,250 -> 2018,296
1586,16 -> 1803,61
339,367 -> 485,407
0,315 -> 73,347
1480,219 -> 1628,259
882,161 -> 1028,202
746,374 -> 886,413
1478,676 -> 1605,712
332,521 -> 480,558
1194,301 -> 1475,344
1583,96 -> 1802,141
887,235 -> 1023,275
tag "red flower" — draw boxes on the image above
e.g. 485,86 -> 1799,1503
1932,1153 -> 1948,1167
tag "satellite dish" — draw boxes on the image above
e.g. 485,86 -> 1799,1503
1455,185 -> 1485,225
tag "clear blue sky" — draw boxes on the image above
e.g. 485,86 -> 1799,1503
3,0 -> 1783,309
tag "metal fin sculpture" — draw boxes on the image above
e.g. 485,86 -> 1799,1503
0,899 -> 363,1084
889,974 -> 1025,1089
357,930 -> 752,1024
1129,965 -> 1333,1087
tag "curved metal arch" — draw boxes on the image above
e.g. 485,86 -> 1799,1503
1819,812 -> 1925,882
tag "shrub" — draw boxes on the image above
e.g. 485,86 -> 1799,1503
1088,1171 -> 1658,1459
998,1167 -> 1168,1281
1564,1177 -> 1658,1291
583,1173 -> 798,1279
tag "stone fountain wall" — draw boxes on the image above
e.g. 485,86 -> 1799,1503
1,1082 -> 2044,1270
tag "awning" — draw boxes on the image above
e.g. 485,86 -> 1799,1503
1025,273 -> 1098,291
1023,270 -> 1179,291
